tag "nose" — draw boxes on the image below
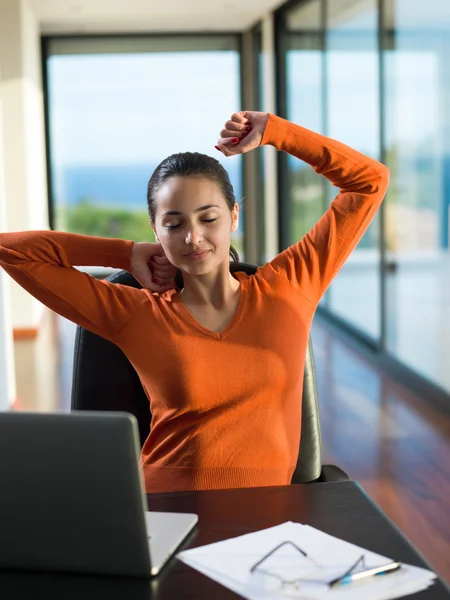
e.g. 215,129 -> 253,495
185,225 -> 203,246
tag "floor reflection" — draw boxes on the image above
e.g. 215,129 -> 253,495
311,317 -> 450,581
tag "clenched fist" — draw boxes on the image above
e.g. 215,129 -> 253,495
215,110 -> 270,157
131,242 -> 177,293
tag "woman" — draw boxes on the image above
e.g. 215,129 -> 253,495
0,111 -> 389,493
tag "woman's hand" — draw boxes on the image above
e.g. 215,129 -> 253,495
131,242 -> 178,293
215,110 -> 270,157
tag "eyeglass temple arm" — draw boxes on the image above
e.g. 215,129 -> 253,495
250,541 -> 309,573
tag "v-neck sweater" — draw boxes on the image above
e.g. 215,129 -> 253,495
0,114 -> 389,493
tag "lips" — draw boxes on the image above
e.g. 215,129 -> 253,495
185,250 -> 211,259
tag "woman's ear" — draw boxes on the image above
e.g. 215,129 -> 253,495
230,202 -> 240,233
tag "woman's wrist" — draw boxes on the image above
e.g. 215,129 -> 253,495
260,113 -> 286,148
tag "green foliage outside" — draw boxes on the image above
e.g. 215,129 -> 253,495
57,198 -> 155,242
289,167 -> 328,245
289,167 -> 377,250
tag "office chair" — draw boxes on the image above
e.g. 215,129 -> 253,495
71,263 -> 349,484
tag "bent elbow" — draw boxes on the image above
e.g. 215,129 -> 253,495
378,164 -> 390,196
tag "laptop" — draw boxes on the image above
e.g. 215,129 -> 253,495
0,411 -> 198,577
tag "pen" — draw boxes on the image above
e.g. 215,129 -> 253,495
329,560 -> 402,588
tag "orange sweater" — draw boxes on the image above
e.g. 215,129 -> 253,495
0,115 -> 389,493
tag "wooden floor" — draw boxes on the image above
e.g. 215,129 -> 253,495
13,310 -> 450,583
312,319 -> 450,583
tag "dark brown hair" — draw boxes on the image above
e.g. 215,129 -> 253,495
147,152 -> 239,263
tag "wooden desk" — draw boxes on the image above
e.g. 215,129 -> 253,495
0,482 -> 448,599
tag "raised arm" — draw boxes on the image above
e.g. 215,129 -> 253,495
260,114 -> 389,305
0,230 -> 145,341
215,111 -> 389,305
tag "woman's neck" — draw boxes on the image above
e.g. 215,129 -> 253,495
179,263 -> 240,309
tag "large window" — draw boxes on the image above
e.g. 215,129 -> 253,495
282,0 -> 327,253
325,0 -> 381,340
278,0 -> 450,396
282,0 -> 381,340
254,25 -> 267,264
252,24 -> 267,264
45,36 -> 244,257
383,0 -> 450,391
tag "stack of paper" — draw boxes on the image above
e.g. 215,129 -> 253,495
177,522 -> 436,599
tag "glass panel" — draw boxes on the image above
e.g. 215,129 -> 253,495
253,25 -> 266,265
325,0 -> 381,341
285,0 -> 327,252
383,0 -> 450,392
46,37 -> 244,257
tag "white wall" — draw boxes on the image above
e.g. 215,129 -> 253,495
0,64 -> 17,409
0,0 -> 49,330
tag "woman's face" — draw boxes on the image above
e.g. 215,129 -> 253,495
151,176 -> 239,275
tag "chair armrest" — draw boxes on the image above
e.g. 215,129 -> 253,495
319,464 -> 351,482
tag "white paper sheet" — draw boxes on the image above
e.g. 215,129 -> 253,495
177,522 -> 436,600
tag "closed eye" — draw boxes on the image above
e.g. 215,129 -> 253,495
166,218 -> 217,230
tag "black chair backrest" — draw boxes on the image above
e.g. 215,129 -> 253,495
71,263 -> 323,483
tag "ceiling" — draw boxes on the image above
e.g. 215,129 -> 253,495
28,0 -> 286,34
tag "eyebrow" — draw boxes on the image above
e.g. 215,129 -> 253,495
162,204 -> 221,216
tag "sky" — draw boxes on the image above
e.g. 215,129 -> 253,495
48,43 -> 442,171
48,52 -> 243,167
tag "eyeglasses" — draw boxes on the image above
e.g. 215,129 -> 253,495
249,541 -> 321,592
249,541 -> 393,593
